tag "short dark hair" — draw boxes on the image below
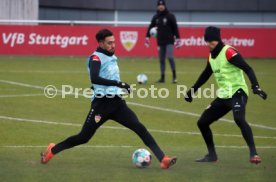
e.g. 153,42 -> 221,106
96,29 -> 113,42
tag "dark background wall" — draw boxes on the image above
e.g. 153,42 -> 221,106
39,0 -> 276,22
39,0 -> 276,11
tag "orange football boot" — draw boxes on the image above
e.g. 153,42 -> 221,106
41,143 -> 55,164
250,155 -> 261,164
160,155 -> 177,169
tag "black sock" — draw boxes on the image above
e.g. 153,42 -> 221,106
236,121 -> 257,156
199,126 -> 217,156
161,73 -> 165,81
172,70 -> 176,79
142,131 -> 165,162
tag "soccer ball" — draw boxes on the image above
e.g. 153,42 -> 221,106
132,148 -> 152,168
149,27 -> 158,37
137,74 -> 148,84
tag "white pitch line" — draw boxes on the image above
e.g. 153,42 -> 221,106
0,115 -> 82,127
0,70 -> 86,74
1,79 -> 276,131
1,145 -> 134,148
0,115 -> 276,140
126,102 -> 276,131
217,145 -> 276,149
0,93 -> 46,98
0,70 -> 197,74
0,80 -> 45,90
1,145 -> 276,149
0,70 -> 271,75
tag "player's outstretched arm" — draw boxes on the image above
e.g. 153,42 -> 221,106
228,52 -> 267,100
145,16 -> 157,47
185,61 -> 213,103
146,15 -> 157,38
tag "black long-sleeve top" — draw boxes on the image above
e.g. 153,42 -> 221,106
192,42 -> 259,92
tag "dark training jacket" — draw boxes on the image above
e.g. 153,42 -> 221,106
146,8 -> 180,46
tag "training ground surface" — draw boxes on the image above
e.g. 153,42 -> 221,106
0,56 -> 275,182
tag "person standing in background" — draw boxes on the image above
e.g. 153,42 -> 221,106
145,0 -> 182,83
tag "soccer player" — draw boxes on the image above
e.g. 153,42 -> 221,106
145,0 -> 181,83
41,29 -> 177,169
184,26 -> 267,164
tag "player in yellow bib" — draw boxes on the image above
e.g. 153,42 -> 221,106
185,26 -> 267,164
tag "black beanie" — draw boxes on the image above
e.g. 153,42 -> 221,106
204,26 -> 221,42
157,0 -> 166,6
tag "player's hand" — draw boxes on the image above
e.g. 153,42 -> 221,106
117,81 -> 132,94
184,89 -> 193,103
252,85 -> 267,100
175,39 -> 182,48
145,37 -> 150,47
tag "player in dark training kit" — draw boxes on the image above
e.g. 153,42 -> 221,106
145,0 -> 181,83
41,29 -> 177,169
184,26 -> 267,164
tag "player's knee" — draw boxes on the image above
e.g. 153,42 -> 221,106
234,117 -> 248,129
197,121 -> 203,129
138,124 -> 148,134
78,137 -> 90,145
197,119 -> 207,129
134,123 -> 148,135
74,133 -> 91,145
233,114 -> 245,126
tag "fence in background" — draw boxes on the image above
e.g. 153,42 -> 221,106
1,20 -> 276,27
0,20 -> 276,58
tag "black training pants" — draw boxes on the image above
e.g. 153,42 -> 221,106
51,96 -> 165,161
197,89 -> 257,156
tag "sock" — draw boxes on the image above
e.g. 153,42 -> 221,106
172,70 -> 176,80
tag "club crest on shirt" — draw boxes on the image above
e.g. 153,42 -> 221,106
94,114 -> 101,123
120,31 -> 138,52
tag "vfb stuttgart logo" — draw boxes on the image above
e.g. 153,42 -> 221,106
120,31 -> 138,52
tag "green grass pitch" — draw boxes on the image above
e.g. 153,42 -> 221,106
0,56 -> 275,182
